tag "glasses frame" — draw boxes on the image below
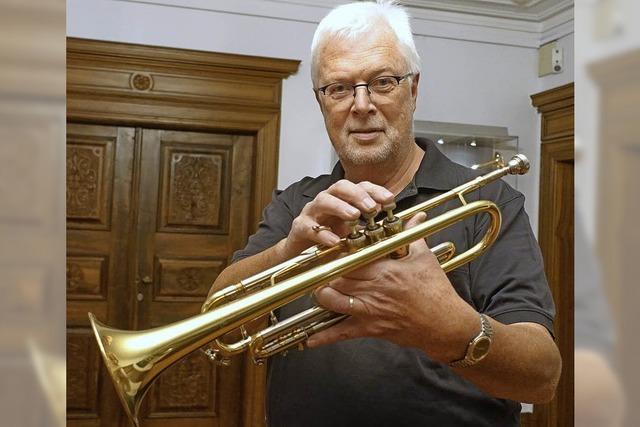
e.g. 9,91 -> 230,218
316,73 -> 414,100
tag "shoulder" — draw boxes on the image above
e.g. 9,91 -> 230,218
418,137 -> 523,206
281,173 -> 335,199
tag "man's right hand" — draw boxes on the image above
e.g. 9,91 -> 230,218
279,179 -> 395,258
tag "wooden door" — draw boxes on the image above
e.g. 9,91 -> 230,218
134,130 -> 255,426
528,83 -> 574,427
66,38 -> 299,427
67,126 -> 258,427
67,123 -> 137,427
537,139 -> 574,426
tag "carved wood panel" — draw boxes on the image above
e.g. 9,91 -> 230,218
67,330 -> 101,418
67,255 -> 108,301
147,352 -> 217,418
154,257 -> 226,302
159,143 -> 231,233
66,135 -> 115,230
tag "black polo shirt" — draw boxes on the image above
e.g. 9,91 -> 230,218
233,138 -> 555,427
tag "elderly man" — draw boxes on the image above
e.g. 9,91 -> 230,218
208,1 -> 561,425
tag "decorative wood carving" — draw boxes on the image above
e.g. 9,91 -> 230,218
159,146 -> 229,232
154,258 -> 226,301
66,255 -> 107,300
130,72 -> 153,91
67,330 -> 100,417
148,352 -> 216,417
66,136 -> 115,230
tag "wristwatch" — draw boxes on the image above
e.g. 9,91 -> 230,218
448,314 -> 493,368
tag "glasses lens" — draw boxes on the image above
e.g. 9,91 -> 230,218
369,76 -> 399,94
325,83 -> 352,100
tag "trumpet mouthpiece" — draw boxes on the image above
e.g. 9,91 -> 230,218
507,154 -> 530,175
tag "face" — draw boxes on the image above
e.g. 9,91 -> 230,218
314,28 -> 419,168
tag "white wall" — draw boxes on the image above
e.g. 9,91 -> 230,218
538,33 -> 575,93
414,35 -> 541,229
67,0 -> 575,233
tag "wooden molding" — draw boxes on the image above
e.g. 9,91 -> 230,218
530,82 -> 574,114
531,83 -> 574,142
67,38 -> 300,77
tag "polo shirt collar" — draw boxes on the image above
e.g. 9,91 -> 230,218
301,137 -> 457,198
413,137 -> 458,191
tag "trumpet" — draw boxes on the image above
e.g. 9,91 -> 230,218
88,154 -> 529,426
471,152 -> 505,171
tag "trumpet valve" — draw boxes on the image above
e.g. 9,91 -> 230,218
346,220 -> 366,252
363,210 -> 385,243
382,203 -> 402,236
382,202 -> 397,221
381,202 -> 409,259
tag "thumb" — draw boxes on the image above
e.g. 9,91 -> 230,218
404,211 -> 427,229
404,211 -> 430,254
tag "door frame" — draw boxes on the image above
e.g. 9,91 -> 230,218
67,37 -> 299,427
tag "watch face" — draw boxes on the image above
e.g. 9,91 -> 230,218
471,336 -> 492,360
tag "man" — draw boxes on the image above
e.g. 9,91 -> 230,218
208,1 -> 561,425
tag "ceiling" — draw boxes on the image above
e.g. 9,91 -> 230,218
400,0 -> 572,21
270,0 -> 573,22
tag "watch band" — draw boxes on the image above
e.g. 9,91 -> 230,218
448,314 -> 493,368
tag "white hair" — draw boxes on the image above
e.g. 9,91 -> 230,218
310,0 -> 421,86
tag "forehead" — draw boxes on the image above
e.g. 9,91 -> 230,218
316,27 -> 407,83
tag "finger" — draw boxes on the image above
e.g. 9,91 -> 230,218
306,316 -> 363,348
328,180 -> 393,214
314,285 -> 363,315
404,212 -> 430,253
291,215 -> 341,247
355,181 -> 396,205
404,211 -> 427,229
305,191 -> 361,222
329,270 -> 382,291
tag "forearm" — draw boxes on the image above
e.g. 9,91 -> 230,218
207,239 -> 289,298
446,313 -> 562,404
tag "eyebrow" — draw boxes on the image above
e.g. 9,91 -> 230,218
320,68 -> 402,85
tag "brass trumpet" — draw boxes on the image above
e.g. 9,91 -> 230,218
88,154 -> 529,426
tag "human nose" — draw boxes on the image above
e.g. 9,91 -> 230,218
351,85 -> 375,114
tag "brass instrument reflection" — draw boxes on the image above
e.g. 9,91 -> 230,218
471,152 -> 504,171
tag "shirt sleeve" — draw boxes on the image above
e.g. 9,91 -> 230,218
469,183 -> 556,336
232,189 -> 295,263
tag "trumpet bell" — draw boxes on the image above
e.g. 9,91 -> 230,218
89,313 -> 146,427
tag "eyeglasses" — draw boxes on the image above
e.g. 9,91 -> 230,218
316,73 -> 413,103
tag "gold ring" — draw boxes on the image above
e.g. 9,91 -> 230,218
312,225 -> 332,233
348,295 -> 354,309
